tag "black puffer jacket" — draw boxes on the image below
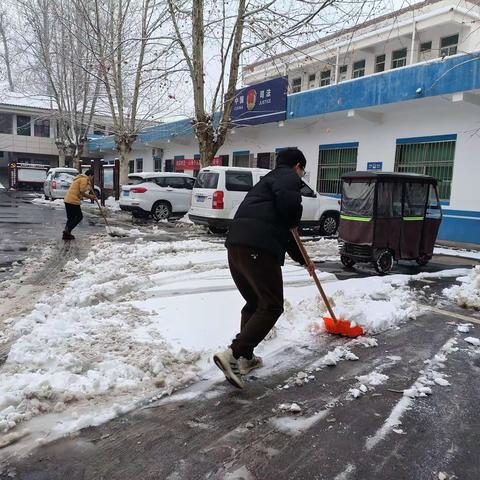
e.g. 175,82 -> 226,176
225,165 -> 305,265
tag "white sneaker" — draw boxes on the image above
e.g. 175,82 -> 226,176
213,348 -> 245,389
238,355 -> 264,375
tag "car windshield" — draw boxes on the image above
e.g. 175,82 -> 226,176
195,172 -> 219,189
56,172 -> 75,183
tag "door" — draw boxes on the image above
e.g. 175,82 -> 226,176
400,182 -> 429,259
300,181 -> 319,222
164,176 -> 192,212
224,170 -> 253,217
420,184 -> 442,256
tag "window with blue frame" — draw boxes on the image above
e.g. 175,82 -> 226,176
317,143 -> 359,195
394,135 -> 456,201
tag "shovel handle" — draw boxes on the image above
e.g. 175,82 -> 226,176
291,228 -> 338,322
92,190 -> 110,229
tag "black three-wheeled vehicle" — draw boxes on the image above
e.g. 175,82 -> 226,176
339,171 -> 442,274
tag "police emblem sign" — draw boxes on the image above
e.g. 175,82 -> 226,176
230,77 -> 288,127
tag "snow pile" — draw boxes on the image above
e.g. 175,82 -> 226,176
0,239 -> 226,433
465,337 -> 480,347
442,266 -> 480,309
318,276 -> 419,333
434,247 -> 480,261
105,196 -> 121,211
0,181 -> 5,190
349,370 -> 389,399
31,197 -> 64,208
304,238 -> 339,262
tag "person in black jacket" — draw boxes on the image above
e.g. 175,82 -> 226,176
213,148 -> 315,389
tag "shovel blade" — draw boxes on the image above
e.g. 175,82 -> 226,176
323,316 -> 364,337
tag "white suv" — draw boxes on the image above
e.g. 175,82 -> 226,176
189,166 -> 340,235
44,167 -> 101,200
120,172 -> 195,220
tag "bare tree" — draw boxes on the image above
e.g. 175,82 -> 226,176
167,0 -> 375,167
70,0 -> 180,183
20,0 -> 101,169
0,6 -> 15,91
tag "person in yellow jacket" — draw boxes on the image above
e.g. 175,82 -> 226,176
63,169 -> 95,240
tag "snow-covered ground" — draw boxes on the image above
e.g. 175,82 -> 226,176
0,235 -> 477,447
443,265 -> 480,309
0,181 -> 5,190
434,246 -> 480,261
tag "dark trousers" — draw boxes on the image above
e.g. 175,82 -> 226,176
65,203 -> 83,231
228,246 -> 284,359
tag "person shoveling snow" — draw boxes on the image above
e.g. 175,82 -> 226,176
62,169 -> 95,240
213,148 -> 315,389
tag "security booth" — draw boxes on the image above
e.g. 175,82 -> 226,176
339,171 -> 442,274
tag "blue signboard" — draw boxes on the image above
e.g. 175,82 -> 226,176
367,162 -> 383,171
230,77 -> 288,127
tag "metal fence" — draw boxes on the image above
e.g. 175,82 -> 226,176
317,146 -> 358,194
394,140 -> 456,200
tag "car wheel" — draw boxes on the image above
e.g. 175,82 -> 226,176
152,201 -> 171,221
416,254 -> 431,266
373,249 -> 394,275
318,213 -> 339,236
340,255 -> 356,268
208,225 -> 228,235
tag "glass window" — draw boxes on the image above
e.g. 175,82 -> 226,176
220,155 -> 229,166
375,54 -> 386,73
317,145 -> 358,195
129,161 -> 135,174
308,73 -> 316,82
320,70 -> 331,86
0,113 -> 13,134
420,41 -> 432,53
291,77 -> 302,93
165,177 -> 187,188
377,182 -> 403,218
184,178 -> 195,190
194,172 -> 219,189
342,181 -> 375,217
339,65 -> 348,82
394,139 -> 456,200
225,171 -> 253,192
153,156 -> 162,172
233,153 -> 250,167
34,119 -> 50,138
440,34 -> 458,57
17,115 -> 31,136
404,183 -> 429,217
154,177 -> 166,187
392,48 -> 407,69
93,124 -> 106,136
164,159 -> 173,172
136,158 -> 143,173
352,60 -> 365,78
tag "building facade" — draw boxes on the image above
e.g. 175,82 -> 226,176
89,0 -> 480,244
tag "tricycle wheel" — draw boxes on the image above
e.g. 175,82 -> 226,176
373,249 -> 394,275
340,255 -> 356,268
416,254 -> 431,266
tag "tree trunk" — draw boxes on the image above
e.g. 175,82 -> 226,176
0,13 -> 14,91
58,149 -> 66,168
118,142 -> 131,185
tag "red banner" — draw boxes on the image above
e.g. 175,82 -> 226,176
174,157 -> 223,170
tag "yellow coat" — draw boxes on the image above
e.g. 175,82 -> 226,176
64,175 -> 92,205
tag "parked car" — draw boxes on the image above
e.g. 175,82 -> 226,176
120,172 -> 195,220
43,168 -> 101,200
188,166 -> 340,235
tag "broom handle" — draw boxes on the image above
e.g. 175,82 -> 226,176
291,228 -> 338,322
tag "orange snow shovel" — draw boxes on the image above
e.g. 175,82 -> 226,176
291,229 -> 363,338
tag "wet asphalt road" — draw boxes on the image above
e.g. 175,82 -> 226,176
0,189 -> 104,275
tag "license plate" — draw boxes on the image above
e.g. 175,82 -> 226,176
123,191 -> 129,197
196,196 -> 205,203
